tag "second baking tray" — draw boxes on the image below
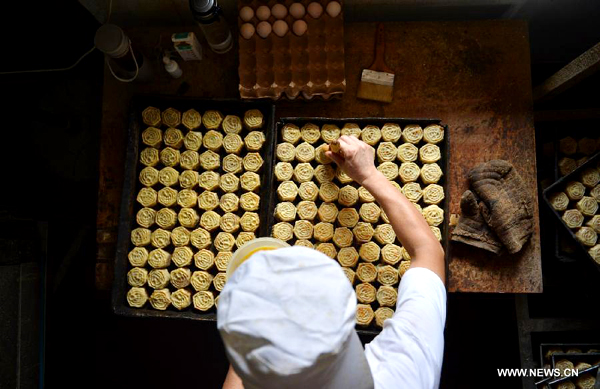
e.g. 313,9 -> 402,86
267,117 -> 450,335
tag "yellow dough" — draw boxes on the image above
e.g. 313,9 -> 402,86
140,147 -> 159,167
315,144 -> 333,164
294,163 -> 314,183
215,251 -> 233,272
275,202 -> 297,222
272,222 -> 294,241
127,287 -> 148,308
178,207 -> 199,228
199,151 -> 220,172
149,288 -> 172,310
318,202 -> 339,223
398,260 -> 411,277
294,220 -> 314,240
182,109 -> 201,130
171,289 -> 192,310
381,123 -> 402,142
297,201 -> 318,220
282,123 -> 301,144
139,167 -> 159,187
128,247 -> 148,267
576,227 -> 597,247
202,130 -> 223,151
400,247 -> 412,261
431,226 -> 442,241
377,265 -> 399,285
338,208 -> 359,227
164,128 -> 184,149
127,267 -> 148,287
317,243 -> 337,260
158,167 -> 179,187
338,247 -> 359,267
214,232 -> 235,251
563,209 -> 584,229
190,227 -> 212,249
151,228 -> 171,248
559,136 -> 577,155
353,222 -> 374,242
576,196 -> 598,216
170,268 -> 192,289
301,123 -> 321,144
177,189 -> 198,208
241,172 -> 261,192
156,208 -> 178,229
244,131 -> 266,151
142,127 -> 162,147
359,203 -> 381,223
295,142 -> 316,162
220,193 -> 240,213
219,173 -> 240,193
558,157 -> 576,176
148,269 -> 170,289
148,248 -> 171,269
213,273 -> 228,291
223,134 -> 244,154
590,184 -> 600,202
377,162 -> 399,181
399,162 -> 420,183
194,249 -> 215,270
423,184 -> 445,205
198,191 -> 219,211
423,124 -> 444,144
361,125 -> 381,145
136,188 -> 157,208
419,143 -> 441,163
356,283 -> 376,303
319,182 -> 340,202
359,242 -> 380,262
314,222 -> 334,242
200,210 -> 221,231
277,142 -> 296,162
381,243 -> 402,265
565,181 -> 585,201
298,181 -> 319,201
240,212 -> 260,232
423,205 -> 444,226
295,239 -> 314,248
402,182 -> 423,203
244,109 -> 263,130
193,291 -> 215,311
376,285 -> 398,307
375,307 -> 394,328
397,143 -> 419,163
142,106 -> 161,127
179,170 -> 198,189
220,212 -> 240,233
589,244 -> 600,264
401,124 -> 423,144
336,167 -> 353,184
321,124 -> 341,143
358,186 -> 375,202
203,110 -> 223,130
172,246 -> 194,267
240,192 -> 260,211
420,163 -> 443,184
578,137 -> 597,155
341,123 -> 362,138
135,208 -> 156,229
581,167 -> 600,188
356,304 -> 374,326
222,115 -> 242,134
333,227 -> 353,248
223,154 -> 243,174
131,227 -> 151,246
162,108 -> 181,128
275,162 -> 294,181
342,267 -> 356,284
184,131 -> 202,151
278,181 -> 299,201
338,185 -> 358,206
377,142 -> 398,163
374,224 -> 396,245
587,215 -> 600,234
197,172 -> 218,191
191,271 -> 213,291
243,153 -> 264,172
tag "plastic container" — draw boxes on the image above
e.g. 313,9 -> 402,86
190,0 -> 233,54
228,237 -> 290,277
163,56 -> 182,78
95,24 -> 151,82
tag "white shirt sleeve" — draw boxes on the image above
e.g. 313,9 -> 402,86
364,267 -> 447,389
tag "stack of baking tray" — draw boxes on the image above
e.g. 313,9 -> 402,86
536,343 -> 600,388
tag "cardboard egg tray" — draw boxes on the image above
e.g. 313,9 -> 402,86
238,0 -> 346,100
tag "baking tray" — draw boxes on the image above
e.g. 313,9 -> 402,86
542,151 -> 600,273
267,117 -> 450,335
112,95 -> 276,321
540,343 -> 600,369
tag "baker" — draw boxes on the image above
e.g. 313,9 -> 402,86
218,135 -> 446,389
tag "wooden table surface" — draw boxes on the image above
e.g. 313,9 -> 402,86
96,21 -> 542,294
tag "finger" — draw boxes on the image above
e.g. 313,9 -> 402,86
326,151 -> 344,166
337,136 -> 352,148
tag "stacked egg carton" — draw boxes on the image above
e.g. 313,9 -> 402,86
238,0 -> 346,100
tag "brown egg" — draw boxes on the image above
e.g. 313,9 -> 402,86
289,3 -> 306,18
257,21 -> 272,38
256,5 -> 271,21
273,20 -> 289,37
307,2 -> 323,18
239,6 -> 254,22
240,23 -> 255,39
326,1 -> 341,17
292,20 -> 308,36
271,3 -> 288,19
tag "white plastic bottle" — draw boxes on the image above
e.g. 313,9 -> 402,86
163,56 -> 183,78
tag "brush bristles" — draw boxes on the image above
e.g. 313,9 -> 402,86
357,81 -> 394,103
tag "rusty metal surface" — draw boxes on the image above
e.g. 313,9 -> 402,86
98,21 -> 542,293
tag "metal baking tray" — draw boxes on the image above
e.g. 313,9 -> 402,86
542,152 -> 600,273
540,343 -> 600,370
112,95 -> 276,321
267,117 -> 450,335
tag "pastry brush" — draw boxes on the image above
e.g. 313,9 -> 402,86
357,23 -> 395,103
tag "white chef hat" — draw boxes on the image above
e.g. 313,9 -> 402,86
217,246 -> 374,389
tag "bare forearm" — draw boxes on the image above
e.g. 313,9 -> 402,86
223,365 -> 244,389
363,172 -> 445,283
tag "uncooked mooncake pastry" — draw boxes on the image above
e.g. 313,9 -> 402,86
149,288 -> 171,310
356,304 -> 374,326
200,210 -> 221,231
377,265 -> 399,286
240,172 -> 261,192
137,187 -> 158,207
139,167 -> 159,187
223,154 -> 243,174
158,167 -> 179,187
337,208 -> 359,227
222,115 -> 242,134
565,181 -> 585,201
423,124 -> 444,144
338,185 -> 358,207
140,147 -> 159,167
190,227 -> 212,249
423,184 -> 445,205
295,239 -> 314,248
353,222 -> 374,243
156,187 -> 177,207
178,207 -> 199,228
282,123 -> 301,144
142,127 -> 162,147
244,109 -> 263,129
402,182 -> 423,203
219,173 -> 240,193
360,203 -> 381,223
275,202 -> 297,222
172,246 -> 193,267
589,244 -> 600,264
294,163 -> 314,183
420,163 -> 443,184
156,208 -> 178,229
559,136 -> 577,155
162,108 -> 181,128
151,229 -> 171,248
220,193 -> 240,213
148,248 -> 171,268
127,287 -> 148,308
381,123 -> 401,142
177,189 -> 198,208
215,252 -> 233,272
576,196 -> 598,216
131,228 -> 151,246
240,212 -> 260,232
377,142 -> 397,163
581,167 -> 600,188
171,289 -> 192,310
184,131 -> 202,151
358,186 -> 375,202
275,162 -> 294,181
321,124 -> 340,143
374,307 -> 394,327
356,283 -> 376,303
315,144 -> 333,164
203,110 -> 223,129
191,270 -> 213,291
194,250 -> 215,270
294,220 -> 314,240
398,260 -> 411,277
170,268 -> 192,289
359,242 -> 380,262
399,162 -> 420,183
301,123 -> 321,144
214,232 -> 235,251
576,227 -> 597,247
314,165 -> 335,184
314,222 -> 334,242
240,192 -> 260,211
578,137 -> 597,155
179,170 -> 198,189
299,182 -> 319,201
377,162 -> 399,181
587,215 -> 600,234
200,150 -> 220,170
341,123 -> 362,138
430,226 -> 442,241
397,143 -> 418,163
422,205 -> 444,226
381,243 -> 402,265
164,128 -> 184,149
376,285 -> 398,307
374,224 -> 396,245
198,171 -> 220,190
335,167 -> 353,184
401,124 -> 423,144
127,267 -> 148,287
193,291 -> 215,311
318,202 -> 339,223
563,209 -> 584,229
223,134 -> 244,154
203,130 -> 223,151
361,125 -> 381,145
148,270 -> 169,291
245,131 -> 266,151
558,157 -> 577,176
243,153 -> 264,172
319,182 -> 340,202
128,247 -> 148,267
295,142 -> 315,162
142,106 -> 161,127
333,227 -> 353,248
278,181 -> 298,201
182,108 -> 201,130
419,144 -> 441,164
277,142 -> 296,162
272,222 -> 294,241
338,247 -> 359,268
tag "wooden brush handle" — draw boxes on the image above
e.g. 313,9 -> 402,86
369,23 -> 392,73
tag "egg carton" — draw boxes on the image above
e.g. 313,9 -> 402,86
238,0 -> 346,100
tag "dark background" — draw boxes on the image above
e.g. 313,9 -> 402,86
0,0 -> 599,388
